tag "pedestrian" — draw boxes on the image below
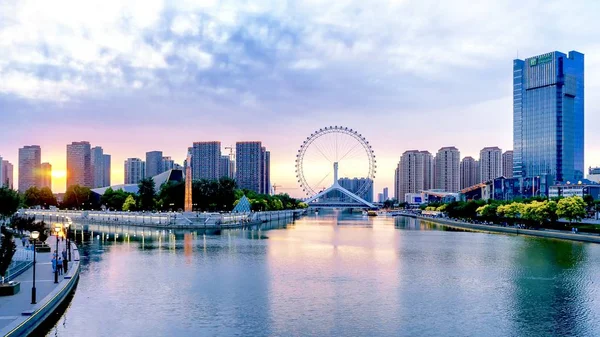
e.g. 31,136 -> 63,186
51,256 -> 57,273
62,249 -> 68,273
57,257 -> 63,276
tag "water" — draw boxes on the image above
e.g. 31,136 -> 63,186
44,211 -> 600,336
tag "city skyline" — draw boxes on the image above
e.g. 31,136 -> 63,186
2,1 -> 600,196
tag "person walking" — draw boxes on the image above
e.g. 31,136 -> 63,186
62,249 -> 68,273
57,257 -> 63,276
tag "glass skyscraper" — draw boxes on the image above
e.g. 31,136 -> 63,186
513,50 -> 584,183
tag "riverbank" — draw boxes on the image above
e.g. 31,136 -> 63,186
0,237 -> 80,337
416,216 -> 600,244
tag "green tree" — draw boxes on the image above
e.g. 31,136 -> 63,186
556,196 -> 587,225
497,202 -> 524,224
0,226 -> 16,283
39,187 -> 58,208
521,200 -> 553,227
23,186 -> 41,207
583,194 -> 595,213
157,181 -> 185,211
122,195 -> 137,211
137,178 -> 156,210
62,185 -> 92,209
101,188 -> 132,211
0,187 -> 20,225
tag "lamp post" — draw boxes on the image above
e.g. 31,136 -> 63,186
65,222 -> 71,261
30,231 -> 39,304
54,224 -> 61,284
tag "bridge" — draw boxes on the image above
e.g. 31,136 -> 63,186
304,162 -> 376,209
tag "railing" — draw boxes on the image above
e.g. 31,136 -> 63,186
5,246 -> 34,282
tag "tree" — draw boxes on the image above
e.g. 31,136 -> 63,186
122,195 -> 137,211
476,204 -> 499,219
583,194 -> 595,213
101,188 -> 132,211
158,181 -> 185,211
0,187 -> 20,225
522,200 -> 553,227
556,196 -> 587,225
62,185 -> 92,209
497,202 -> 524,224
137,178 -> 156,210
39,187 -> 58,208
0,227 -> 16,283
23,186 -> 41,207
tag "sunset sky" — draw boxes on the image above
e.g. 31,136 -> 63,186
2,0 -> 600,197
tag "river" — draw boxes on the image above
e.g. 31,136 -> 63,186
43,211 -> 600,336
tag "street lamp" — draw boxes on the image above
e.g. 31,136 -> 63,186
54,224 -> 61,284
65,222 -> 71,261
30,231 -> 39,304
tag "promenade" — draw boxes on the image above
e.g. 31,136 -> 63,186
417,216 -> 600,244
0,236 -> 80,337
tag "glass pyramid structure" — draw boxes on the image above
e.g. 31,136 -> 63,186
232,195 -> 252,213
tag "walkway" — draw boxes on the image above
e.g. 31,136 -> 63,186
0,236 -> 79,333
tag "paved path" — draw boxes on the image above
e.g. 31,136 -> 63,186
0,236 -> 78,332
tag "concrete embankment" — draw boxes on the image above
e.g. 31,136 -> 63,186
416,216 -> 600,244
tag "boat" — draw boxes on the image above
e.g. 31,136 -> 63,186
367,210 -> 378,217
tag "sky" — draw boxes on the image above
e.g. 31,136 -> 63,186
1,0 -> 600,197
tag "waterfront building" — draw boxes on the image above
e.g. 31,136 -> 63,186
91,146 -> 105,188
219,156 -> 231,179
191,142 -> 221,181
383,187 -> 389,201
480,147 -> 503,182
397,150 -> 434,201
161,157 -> 175,172
434,147 -> 460,193
549,183 -> 600,200
18,145 -> 41,192
2,160 -> 13,189
378,193 -> 384,203
502,151 -> 514,178
513,50 -> 584,183
261,147 -> 271,195
460,156 -> 479,189
40,162 -> 52,190
338,177 -> 374,202
124,158 -> 146,184
103,154 -> 111,187
586,167 -> 600,183
394,165 -> 399,200
145,151 -> 163,178
67,141 -> 92,188
236,142 -> 263,193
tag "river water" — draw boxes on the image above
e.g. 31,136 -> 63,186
44,211 -> 600,336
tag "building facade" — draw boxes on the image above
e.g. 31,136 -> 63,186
91,146 -> 105,188
502,150 -> 514,178
261,147 -> 271,195
434,147 -> 460,192
236,142 -> 262,193
460,156 -> 479,189
124,158 -> 146,184
18,145 -> 41,192
191,142 -> 221,181
161,157 -> 175,172
40,162 -> 52,190
219,156 -> 231,179
480,147 -> 503,182
1,160 -> 13,189
513,50 -> 584,183
145,151 -> 163,178
397,150 -> 434,201
338,177 -> 374,203
383,187 -> 389,201
67,141 -> 92,188
103,154 -> 111,187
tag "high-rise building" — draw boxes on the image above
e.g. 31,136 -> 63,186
124,158 -> 146,184
236,142 -> 262,193
0,157 -> 3,189
161,157 -> 175,172
513,51 -> 584,183
397,150 -> 434,201
145,151 -> 163,178
394,165 -> 399,200
40,162 -> 52,190
219,156 -> 231,179
67,141 -> 92,188
502,151 -> 514,178
2,160 -> 14,189
378,193 -> 384,203
91,146 -> 105,188
261,147 -> 271,195
191,142 -> 221,181
18,145 -> 41,192
480,147 -> 503,182
383,187 -> 389,201
103,154 -> 111,187
434,146 -> 460,192
460,156 -> 479,189
338,177 -> 374,202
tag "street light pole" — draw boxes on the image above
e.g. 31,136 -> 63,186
30,231 -> 39,304
54,225 -> 60,284
65,222 -> 71,261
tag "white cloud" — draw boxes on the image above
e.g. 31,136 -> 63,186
183,46 -> 213,69
171,14 -> 200,36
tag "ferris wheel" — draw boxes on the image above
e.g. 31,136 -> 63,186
295,126 -> 376,198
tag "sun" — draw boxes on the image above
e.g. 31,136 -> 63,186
51,170 -> 66,179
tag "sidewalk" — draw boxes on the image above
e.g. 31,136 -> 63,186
0,236 -> 79,332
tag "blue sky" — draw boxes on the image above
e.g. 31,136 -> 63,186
1,0 -> 600,195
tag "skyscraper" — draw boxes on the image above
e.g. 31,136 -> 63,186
434,147 -> 460,192
513,51 -> 584,183
383,187 -> 389,201
236,142 -> 262,193
480,147 -> 503,182
124,158 -> 146,184
67,141 -> 92,188
18,145 -> 41,192
145,151 -> 163,178
338,177 -> 374,202
460,156 -> 479,189
0,157 -> 3,189
103,154 -> 111,187
91,146 -> 105,188
502,151 -> 513,178
2,160 -> 14,189
261,147 -> 271,195
219,155 -> 231,178
40,162 -> 52,190
397,150 -> 434,201
161,157 -> 175,172
191,142 -> 221,181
